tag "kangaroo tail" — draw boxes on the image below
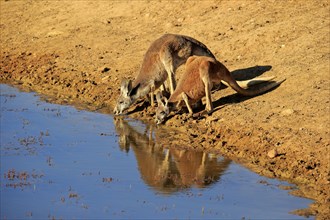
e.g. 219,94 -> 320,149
225,76 -> 286,96
221,76 -> 277,89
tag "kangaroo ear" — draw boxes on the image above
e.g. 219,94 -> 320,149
129,83 -> 140,96
120,79 -> 132,96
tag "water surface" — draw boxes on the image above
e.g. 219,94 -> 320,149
0,84 -> 313,219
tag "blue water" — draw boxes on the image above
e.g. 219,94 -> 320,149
0,84 -> 313,219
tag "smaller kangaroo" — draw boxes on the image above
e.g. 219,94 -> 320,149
113,33 -> 215,115
155,56 -> 285,124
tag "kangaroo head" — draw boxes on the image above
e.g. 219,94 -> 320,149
114,79 -> 140,115
155,91 -> 169,124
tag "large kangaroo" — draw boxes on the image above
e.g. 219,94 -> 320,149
113,33 -> 215,115
155,56 -> 285,124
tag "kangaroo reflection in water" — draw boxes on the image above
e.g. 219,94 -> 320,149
114,117 -> 231,194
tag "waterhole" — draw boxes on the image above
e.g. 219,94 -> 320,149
0,84 -> 313,219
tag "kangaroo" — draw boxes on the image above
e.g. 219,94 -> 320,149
155,56 -> 285,124
113,33 -> 216,115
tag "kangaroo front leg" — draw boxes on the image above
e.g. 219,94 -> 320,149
150,92 -> 154,106
181,92 -> 193,116
149,84 -> 155,107
160,83 -> 166,93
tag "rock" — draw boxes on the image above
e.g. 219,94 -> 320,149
46,30 -> 64,37
280,108 -> 294,116
101,76 -> 110,81
267,149 -> 278,158
177,17 -> 184,23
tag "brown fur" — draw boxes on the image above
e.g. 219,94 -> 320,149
156,56 -> 285,124
113,33 -> 215,115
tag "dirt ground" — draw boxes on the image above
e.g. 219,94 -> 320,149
0,0 -> 329,218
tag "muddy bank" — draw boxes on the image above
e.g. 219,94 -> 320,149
0,0 -> 329,218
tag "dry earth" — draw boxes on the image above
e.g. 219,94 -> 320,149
0,0 -> 329,218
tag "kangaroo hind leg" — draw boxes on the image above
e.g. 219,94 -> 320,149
160,45 -> 176,94
200,62 -> 214,114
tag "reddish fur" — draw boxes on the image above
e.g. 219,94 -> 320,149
168,55 -> 283,106
133,34 -> 215,90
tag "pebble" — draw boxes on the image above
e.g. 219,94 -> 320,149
280,108 -> 294,116
101,76 -> 110,81
267,149 -> 278,158
165,22 -> 173,28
